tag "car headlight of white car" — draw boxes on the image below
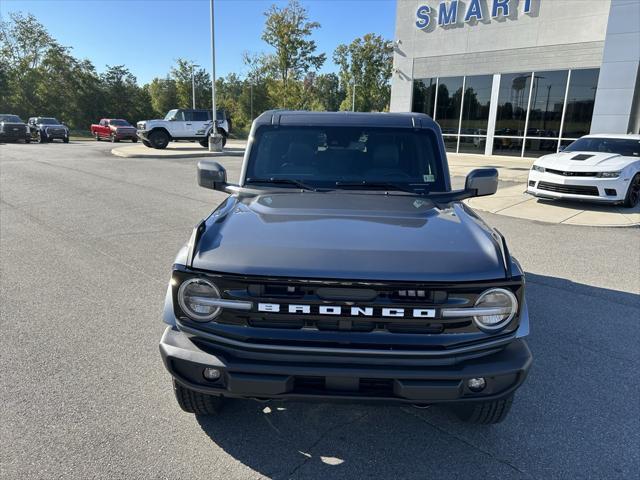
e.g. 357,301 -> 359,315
531,165 -> 545,173
596,171 -> 621,178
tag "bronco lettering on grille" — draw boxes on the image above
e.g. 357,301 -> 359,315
257,303 -> 436,318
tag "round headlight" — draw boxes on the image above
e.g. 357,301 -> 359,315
178,278 -> 222,322
473,288 -> 518,331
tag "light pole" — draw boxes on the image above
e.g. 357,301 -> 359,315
352,82 -> 358,112
191,63 -> 200,109
208,0 -> 223,152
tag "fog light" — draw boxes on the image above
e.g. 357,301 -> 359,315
203,368 -> 221,381
467,377 -> 486,392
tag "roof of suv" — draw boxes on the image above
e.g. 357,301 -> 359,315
254,110 -> 438,129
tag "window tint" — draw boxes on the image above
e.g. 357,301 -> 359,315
435,77 -> 463,134
412,78 -> 437,117
527,70 -> 568,138
460,75 -> 492,135
182,110 -> 193,121
495,73 -> 531,136
39,118 -> 60,125
562,69 -> 599,139
192,111 -> 210,121
564,138 -> 640,157
0,115 -> 23,122
246,126 -> 445,191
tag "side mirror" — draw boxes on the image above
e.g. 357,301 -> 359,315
197,160 -> 227,191
465,168 -> 498,198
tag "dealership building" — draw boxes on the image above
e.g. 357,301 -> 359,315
390,0 -> 640,157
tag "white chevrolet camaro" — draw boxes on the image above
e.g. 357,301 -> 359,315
527,134 -> 640,208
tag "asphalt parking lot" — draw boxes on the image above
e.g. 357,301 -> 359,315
1,140 -> 639,479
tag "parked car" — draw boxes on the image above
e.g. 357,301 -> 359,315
0,114 -> 30,143
27,117 -> 69,143
159,111 -> 532,425
91,118 -> 138,142
136,109 -> 230,149
527,134 -> 640,208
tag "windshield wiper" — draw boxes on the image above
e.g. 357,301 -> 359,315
334,181 -> 426,195
245,177 -> 316,191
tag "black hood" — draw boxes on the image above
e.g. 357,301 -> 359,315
192,192 -> 506,282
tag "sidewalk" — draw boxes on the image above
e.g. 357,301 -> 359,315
111,139 -> 246,159
449,153 -> 640,227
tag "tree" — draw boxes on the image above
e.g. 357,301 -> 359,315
311,73 -> 344,111
100,65 -> 139,121
260,0 -> 325,107
333,33 -> 393,112
147,77 -> 177,117
170,58 -> 212,109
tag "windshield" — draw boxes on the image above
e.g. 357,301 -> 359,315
110,119 -> 130,126
564,137 -> 640,157
0,115 -> 23,123
164,110 -> 178,121
245,126 -> 446,193
39,118 -> 61,125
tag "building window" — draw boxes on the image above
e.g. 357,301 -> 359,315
412,78 -> 437,117
562,68 -> 599,140
527,70 -> 568,138
435,76 -> 464,135
459,75 -> 492,154
494,73 -> 531,138
410,69 -> 599,158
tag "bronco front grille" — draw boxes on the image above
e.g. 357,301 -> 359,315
173,270 -> 524,352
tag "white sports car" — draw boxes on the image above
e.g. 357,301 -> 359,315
527,134 -> 640,208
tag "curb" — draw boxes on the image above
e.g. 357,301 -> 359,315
110,148 -> 245,159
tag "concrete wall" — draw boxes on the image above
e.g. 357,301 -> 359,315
590,0 -> 640,134
391,0 -> 612,112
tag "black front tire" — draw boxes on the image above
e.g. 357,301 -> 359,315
149,130 -> 169,149
173,379 -> 223,415
63,137 -> 69,143
452,395 -> 513,424
199,139 -> 209,148
37,131 -> 47,143
25,137 -> 31,144
132,137 -> 138,143
95,133 -> 100,141
142,139 -> 152,148
623,173 -> 640,208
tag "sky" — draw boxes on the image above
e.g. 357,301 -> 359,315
1,0 -> 397,84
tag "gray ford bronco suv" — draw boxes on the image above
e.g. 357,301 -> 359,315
160,111 -> 531,424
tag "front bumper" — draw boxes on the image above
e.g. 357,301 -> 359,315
527,171 -> 630,203
136,130 -> 150,140
44,130 -> 69,140
0,131 -> 29,141
160,326 -> 532,404
115,131 -> 137,139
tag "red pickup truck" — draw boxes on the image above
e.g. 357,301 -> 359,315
90,119 -> 138,142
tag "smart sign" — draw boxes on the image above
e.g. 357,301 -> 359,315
416,0 -> 535,29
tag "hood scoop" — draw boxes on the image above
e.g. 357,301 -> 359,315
571,154 -> 594,161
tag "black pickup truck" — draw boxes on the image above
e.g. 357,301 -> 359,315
160,111 -> 531,424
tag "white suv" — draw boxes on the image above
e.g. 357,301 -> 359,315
137,109 -> 230,149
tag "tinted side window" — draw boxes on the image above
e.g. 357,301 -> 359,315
192,111 -> 209,121
181,110 -> 192,121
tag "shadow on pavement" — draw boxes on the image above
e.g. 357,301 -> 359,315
195,273 -> 639,479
